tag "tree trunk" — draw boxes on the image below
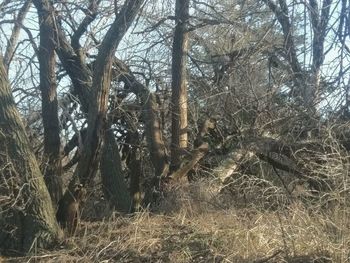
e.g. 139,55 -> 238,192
171,143 -> 209,182
114,58 -> 168,183
100,129 -> 132,213
309,0 -> 332,106
170,119 -> 216,181
141,91 -> 169,180
34,0 -> 63,206
73,0 -> 144,186
171,0 -> 190,171
123,130 -> 142,212
0,57 -> 61,255
50,0 -> 166,203
57,0 -> 144,220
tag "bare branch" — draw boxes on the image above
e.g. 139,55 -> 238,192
71,0 -> 102,54
3,0 -> 31,71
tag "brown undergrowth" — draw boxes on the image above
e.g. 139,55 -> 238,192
3,180 -> 349,262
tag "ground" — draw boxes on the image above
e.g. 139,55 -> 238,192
2,181 -> 349,262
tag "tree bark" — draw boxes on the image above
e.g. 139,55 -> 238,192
34,0 -> 63,206
0,57 -> 61,255
171,0 -> 190,171
171,143 -> 209,182
73,0 -> 144,186
123,130 -> 142,211
57,0 -> 144,219
113,58 -> 169,185
100,129 -> 132,213
141,92 -> 169,179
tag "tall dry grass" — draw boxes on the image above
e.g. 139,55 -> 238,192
3,178 -> 348,262
3,128 -> 350,262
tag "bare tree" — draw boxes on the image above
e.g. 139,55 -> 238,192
33,0 -> 63,206
3,0 -> 31,72
262,0 -> 333,109
56,0 -> 145,220
0,56 -> 61,254
171,0 -> 190,171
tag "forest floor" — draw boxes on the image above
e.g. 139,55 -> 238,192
2,180 -> 349,262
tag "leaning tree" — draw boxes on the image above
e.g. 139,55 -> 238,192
0,55 -> 61,254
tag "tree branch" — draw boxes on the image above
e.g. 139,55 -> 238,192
3,0 -> 31,71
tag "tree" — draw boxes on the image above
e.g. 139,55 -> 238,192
262,0 -> 332,109
34,0 -> 63,206
0,56 -> 61,254
100,129 -> 132,212
170,0 -> 190,171
2,0 -> 31,73
56,0 -> 145,218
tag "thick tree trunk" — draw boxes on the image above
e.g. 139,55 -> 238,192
0,58 -> 61,255
100,129 -> 132,213
34,0 -> 63,206
171,0 -> 190,171
74,0 -> 144,186
57,0 -> 144,220
123,130 -> 142,211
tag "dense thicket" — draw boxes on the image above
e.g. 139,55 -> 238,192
1,0 -> 350,256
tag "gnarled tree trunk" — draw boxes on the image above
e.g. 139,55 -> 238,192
34,0 -> 63,206
0,57 -> 61,255
57,0 -> 144,220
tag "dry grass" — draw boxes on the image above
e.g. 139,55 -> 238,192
3,180 -> 349,263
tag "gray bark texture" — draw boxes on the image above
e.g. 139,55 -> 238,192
0,57 -> 61,255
